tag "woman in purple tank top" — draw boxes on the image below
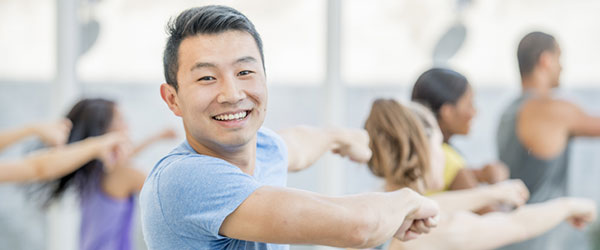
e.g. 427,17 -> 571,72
39,98 -> 176,250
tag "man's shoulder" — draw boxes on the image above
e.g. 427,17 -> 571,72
523,96 -> 579,121
149,143 -> 232,181
257,127 -> 287,153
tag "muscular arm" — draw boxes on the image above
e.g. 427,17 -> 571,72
278,126 -> 371,172
0,133 -> 124,182
520,98 -> 600,158
565,101 -> 600,137
220,187 -> 439,248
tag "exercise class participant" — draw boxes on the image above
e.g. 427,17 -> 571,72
140,5 -> 440,250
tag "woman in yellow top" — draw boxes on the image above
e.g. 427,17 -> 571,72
411,68 -> 508,192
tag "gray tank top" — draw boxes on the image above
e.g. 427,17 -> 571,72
496,92 -> 572,203
497,94 -> 581,250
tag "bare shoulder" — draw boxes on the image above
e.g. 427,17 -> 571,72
518,96 -> 575,158
102,165 -> 147,198
522,97 -> 579,121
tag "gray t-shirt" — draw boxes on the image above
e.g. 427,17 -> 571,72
140,127 -> 289,250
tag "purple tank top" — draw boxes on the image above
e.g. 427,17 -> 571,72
80,178 -> 135,250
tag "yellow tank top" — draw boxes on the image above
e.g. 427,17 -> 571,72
441,143 -> 466,190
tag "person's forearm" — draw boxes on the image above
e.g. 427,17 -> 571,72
1,136 -> 105,182
431,186 -> 501,213
0,126 -> 37,152
503,198 -> 571,240
131,135 -> 161,156
462,198 -> 572,250
448,168 -> 479,190
279,126 -> 338,172
220,186 -> 425,248
326,188 -> 421,247
27,136 -> 107,181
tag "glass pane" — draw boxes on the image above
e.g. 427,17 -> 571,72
78,0 -> 325,85
342,0 -> 600,87
0,0 -> 55,82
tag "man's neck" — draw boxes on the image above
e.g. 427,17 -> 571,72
521,72 -> 552,96
187,134 -> 257,175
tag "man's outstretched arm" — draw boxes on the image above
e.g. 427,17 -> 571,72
219,186 -> 439,248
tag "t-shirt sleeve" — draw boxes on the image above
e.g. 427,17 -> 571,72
155,156 -> 261,240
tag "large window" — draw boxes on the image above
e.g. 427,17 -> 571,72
342,0 -> 600,87
0,0 -> 55,82
77,0 -> 325,85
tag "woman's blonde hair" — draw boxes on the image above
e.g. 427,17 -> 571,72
364,99 -> 436,194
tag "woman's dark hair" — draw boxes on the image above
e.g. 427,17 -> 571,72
41,98 -> 116,206
410,68 -> 469,117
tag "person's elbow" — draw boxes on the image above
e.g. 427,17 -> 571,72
25,155 -> 55,181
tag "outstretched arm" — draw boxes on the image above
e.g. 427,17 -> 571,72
220,187 -> 439,248
278,126 -> 371,172
0,119 -> 72,151
455,197 -> 596,250
398,197 -> 596,250
131,128 -> 177,156
0,132 -> 128,182
432,179 -> 529,213
450,162 -> 509,190
562,100 -> 600,137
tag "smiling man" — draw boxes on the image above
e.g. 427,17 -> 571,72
140,5 -> 440,250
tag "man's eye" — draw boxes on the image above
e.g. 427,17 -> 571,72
238,70 -> 253,76
198,76 -> 216,81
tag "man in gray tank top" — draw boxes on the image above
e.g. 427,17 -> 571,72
497,32 -> 600,250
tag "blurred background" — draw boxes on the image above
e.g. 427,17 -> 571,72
1,0 -> 600,249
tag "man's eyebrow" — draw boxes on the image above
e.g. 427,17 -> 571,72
190,62 -> 217,71
235,56 -> 258,64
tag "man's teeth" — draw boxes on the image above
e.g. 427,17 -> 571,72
214,111 -> 248,121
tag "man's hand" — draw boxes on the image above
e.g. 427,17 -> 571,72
563,197 -> 597,230
32,119 -> 72,147
332,128 -> 372,163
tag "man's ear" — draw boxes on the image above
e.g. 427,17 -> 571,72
538,51 -> 553,70
160,83 -> 182,117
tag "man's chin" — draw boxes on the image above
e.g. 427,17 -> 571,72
216,133 -> 255,149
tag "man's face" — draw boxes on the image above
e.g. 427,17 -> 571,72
165,30 -> 267,152
548,43 -> 563,88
